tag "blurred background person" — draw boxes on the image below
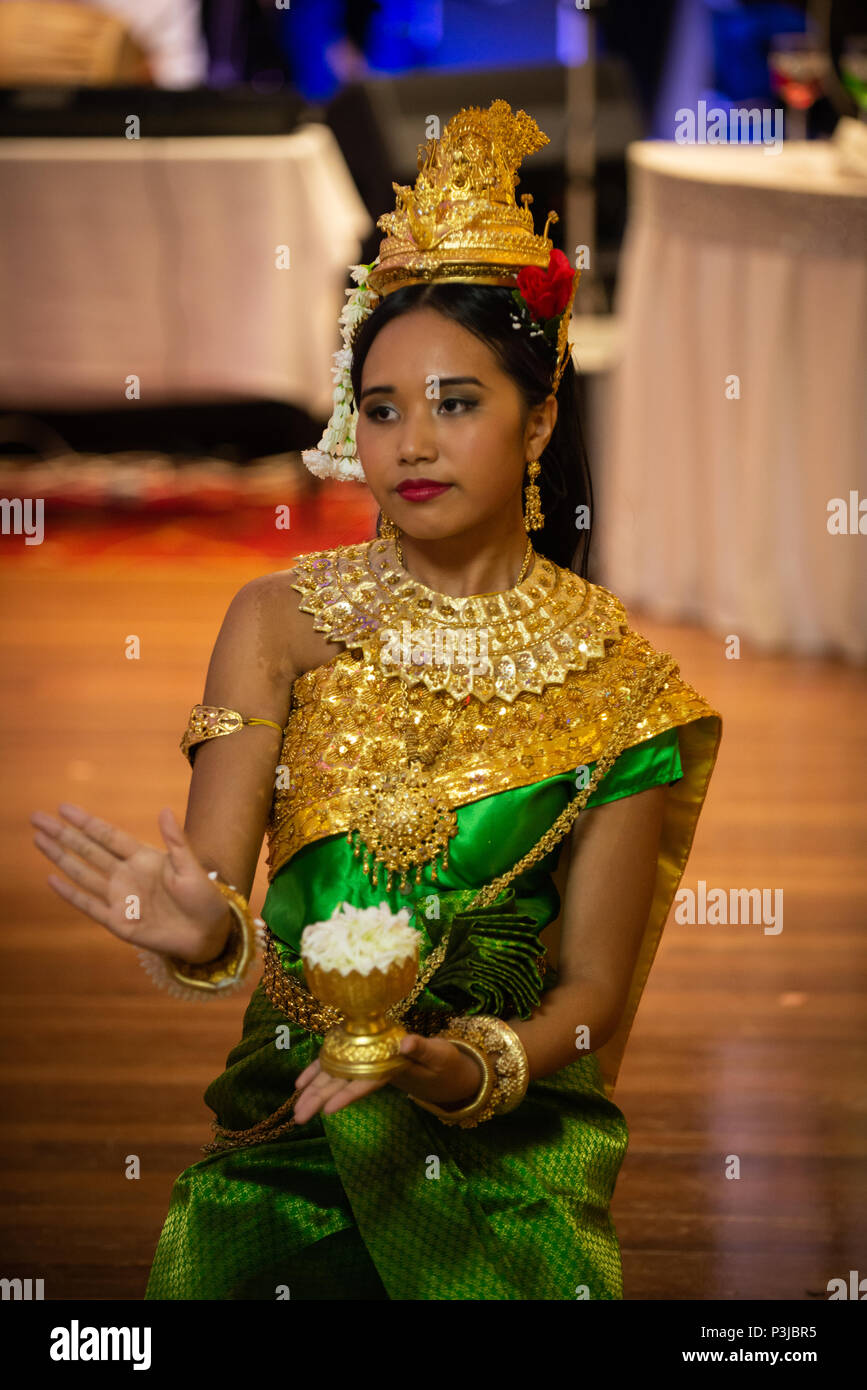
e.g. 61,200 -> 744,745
0,0 -> 208,87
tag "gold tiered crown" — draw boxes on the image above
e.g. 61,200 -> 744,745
301,98 -> 580,481
366,99 -> 558,296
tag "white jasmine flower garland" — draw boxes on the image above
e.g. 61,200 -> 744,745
301,900 -> 421,976
301,260 -> 381,482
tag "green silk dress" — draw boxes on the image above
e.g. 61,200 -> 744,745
145,539 -> 722,1301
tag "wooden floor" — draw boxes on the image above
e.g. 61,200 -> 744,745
1,541 -> 865,1302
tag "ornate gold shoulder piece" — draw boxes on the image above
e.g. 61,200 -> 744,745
284,538 -> 628,704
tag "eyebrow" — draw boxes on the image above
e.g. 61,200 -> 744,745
359,376 -> 489,402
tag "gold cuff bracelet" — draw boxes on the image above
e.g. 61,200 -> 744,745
136,875 -> 258,1002
409,1014 -> 530,1128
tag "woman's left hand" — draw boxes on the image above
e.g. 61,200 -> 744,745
292,1033 -> 483,1124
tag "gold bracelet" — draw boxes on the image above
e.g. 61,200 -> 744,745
410,1038 -> 495,1125
136,874 -> 259,1002
180,704 -> 289,766
409,1015 -> 530,1128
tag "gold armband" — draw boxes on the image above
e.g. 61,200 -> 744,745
409,1015 -> 529,1128
180,704 -> 289,765
136,875 -> 260,1002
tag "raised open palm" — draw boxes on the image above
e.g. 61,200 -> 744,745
30,802 -> 232,963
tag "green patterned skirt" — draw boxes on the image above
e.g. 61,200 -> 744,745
145,730 -> 682,1300
145,983 -> 629,1300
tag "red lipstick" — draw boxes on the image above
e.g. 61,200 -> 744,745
396,479 -> 453,501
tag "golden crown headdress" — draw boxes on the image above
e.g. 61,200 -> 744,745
302,99 -> 580,482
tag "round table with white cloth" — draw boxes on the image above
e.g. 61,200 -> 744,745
594,139 -> 867,662
0,124 -> 373,416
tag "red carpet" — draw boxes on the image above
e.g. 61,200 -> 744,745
0,468 -> 378,569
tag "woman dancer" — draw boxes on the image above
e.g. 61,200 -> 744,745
31,100 -> 721,1300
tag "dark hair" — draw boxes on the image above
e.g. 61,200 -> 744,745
348,281 -> 594,577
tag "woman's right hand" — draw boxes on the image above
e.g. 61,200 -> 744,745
30,803 -> 234,964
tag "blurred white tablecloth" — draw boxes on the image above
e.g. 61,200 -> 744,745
595,140 -> 867,661
0,124 -> 372,416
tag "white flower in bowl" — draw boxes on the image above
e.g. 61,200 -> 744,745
301,901 -> 421,977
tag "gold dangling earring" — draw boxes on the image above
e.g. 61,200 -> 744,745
379,513 -> 400,540
523,459 -> 545,531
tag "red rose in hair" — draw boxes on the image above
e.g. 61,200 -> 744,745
515,248 -> 575,321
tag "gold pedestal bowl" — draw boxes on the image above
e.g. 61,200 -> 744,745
303,948 -> 419,1080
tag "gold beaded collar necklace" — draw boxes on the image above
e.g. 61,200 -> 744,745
287,535 -> 628,706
